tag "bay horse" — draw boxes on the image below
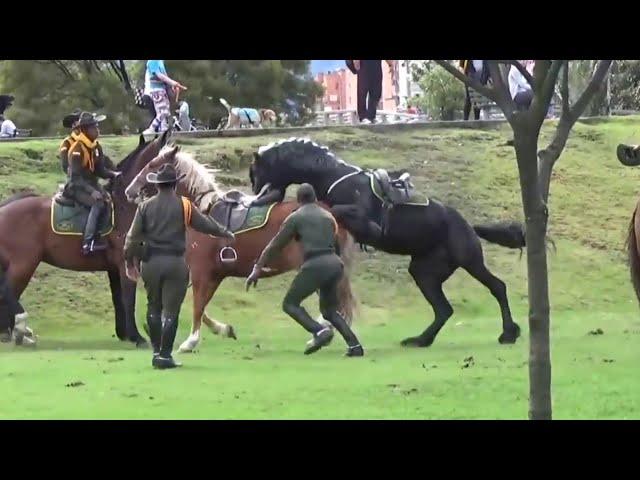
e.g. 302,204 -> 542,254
247,138 -> 527,348
124,144 -> 358,353
617,146 -> 640,310
0,130 -> 171,346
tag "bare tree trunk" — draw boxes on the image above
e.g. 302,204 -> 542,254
514,126 -> 552,420
538,116 -> 572,202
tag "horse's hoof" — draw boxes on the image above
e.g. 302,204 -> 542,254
0,330 -> 11,343
135,338 -> 149,349
498,323 -> 521,344
400,336 -> 433,348
226,325 -> 237,340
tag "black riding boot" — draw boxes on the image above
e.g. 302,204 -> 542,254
146,312 -> 162,358
82,203 -> 107,255
325,312 -> 364,357
283,303 -> 334,354
153,316 -> 182,369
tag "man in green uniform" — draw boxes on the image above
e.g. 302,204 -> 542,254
246,183 -> 364,357
64,112 -> 121,254
124,160 -> 235,369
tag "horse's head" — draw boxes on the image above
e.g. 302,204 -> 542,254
250,138 -> 356,197
249,148 -> 276,195
125,143 -> 222,209
118,130 -> 174,203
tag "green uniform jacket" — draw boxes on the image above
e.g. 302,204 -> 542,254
67,140 -> 118,198
256,203 -> 339,269
124,190 -> 232,261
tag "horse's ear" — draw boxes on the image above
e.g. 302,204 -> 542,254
138,134 -> 146,146
253,152 -> 260,164
171,144 -> 180,156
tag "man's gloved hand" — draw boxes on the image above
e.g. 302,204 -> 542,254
245,264 -> 261,291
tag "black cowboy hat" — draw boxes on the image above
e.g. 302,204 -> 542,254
146,163 -> 186,184
62,109 -> 82,129
75,111 -> 107,129
617,143 -> 640,167
0,95 -> 14,115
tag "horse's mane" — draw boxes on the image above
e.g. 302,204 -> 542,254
0,190 -> 38,208
165,146 -> 224,200
116,139 -> 149,172
257,137 -> 359,174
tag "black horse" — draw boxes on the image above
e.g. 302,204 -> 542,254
249,138 -> 526,347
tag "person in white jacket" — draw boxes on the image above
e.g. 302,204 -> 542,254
0,115 -> 17,138
508,61 -> 534,111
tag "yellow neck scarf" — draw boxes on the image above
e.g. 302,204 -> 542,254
70,132 -> 99,172
71,131 -> 98,150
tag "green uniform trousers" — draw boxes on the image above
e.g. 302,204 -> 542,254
283,253 -> 343,319
141,254 -> 190,319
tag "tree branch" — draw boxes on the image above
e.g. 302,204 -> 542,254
531,61 -> 563,124
487,61 -> 513,113
537,60 -> 613,202
560,61 -> 569,113
432,60 -> 495,101
500,60 -> 536,91
570,60 -> 612,119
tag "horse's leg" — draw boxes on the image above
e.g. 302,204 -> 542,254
119,271 -> 147,348
8,257 -> 41,347
107,270 -> 127,341
178,276 -> 222,353
462,256 -> 521,344
401,249 -> 456,347
202,310 -> 237,339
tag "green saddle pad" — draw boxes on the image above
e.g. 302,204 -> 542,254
209,201 -> 276,234
51,198 -> 115,236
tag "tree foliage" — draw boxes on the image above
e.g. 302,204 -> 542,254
0,60 -> 322,135
415,63 -> 465,120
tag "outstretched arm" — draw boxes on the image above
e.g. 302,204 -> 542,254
246,214 -> 297,290
190,206 -> 235,239
255,214 -> 297,269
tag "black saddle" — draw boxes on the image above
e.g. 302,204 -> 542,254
372,169 -> 414,205
209,190 -> 258,233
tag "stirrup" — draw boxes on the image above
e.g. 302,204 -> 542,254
219,246 -> 238,264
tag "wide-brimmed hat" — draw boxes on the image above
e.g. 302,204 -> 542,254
63,109 -> 82,129
146,163 -> 186,184
75,111 -> 106,129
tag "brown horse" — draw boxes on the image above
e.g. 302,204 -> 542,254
124,145 -> 358,352
0,131 -> 171,346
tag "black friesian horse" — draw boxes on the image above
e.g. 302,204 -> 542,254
249,138 -> 526,347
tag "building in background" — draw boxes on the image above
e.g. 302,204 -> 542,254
315,61 -> 411,112
397,60 -> 426,109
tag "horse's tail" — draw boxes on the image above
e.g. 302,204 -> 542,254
473,221 -> 526,249
626,206 -> 640,308
336,232 -> 359,326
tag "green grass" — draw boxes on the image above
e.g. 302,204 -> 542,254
1,119 -> 640,419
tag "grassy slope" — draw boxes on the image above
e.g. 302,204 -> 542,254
1,119 -> 640,419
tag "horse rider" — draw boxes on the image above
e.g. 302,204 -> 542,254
246,183 -> 364,357
123,161 -> 235,369
64,112 -> 121,255
60,110 -> 117,177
